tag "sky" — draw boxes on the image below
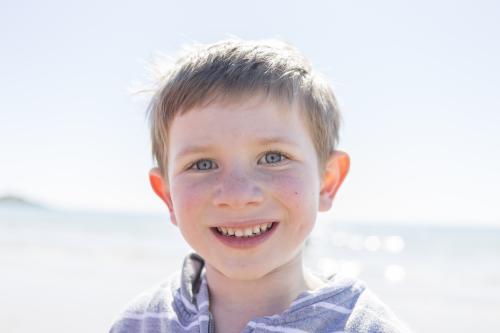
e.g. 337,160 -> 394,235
1,0 -> 499,225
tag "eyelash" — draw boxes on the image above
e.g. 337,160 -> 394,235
186,150 -> 290,171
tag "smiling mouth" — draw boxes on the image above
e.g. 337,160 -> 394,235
212,222 -> 277,238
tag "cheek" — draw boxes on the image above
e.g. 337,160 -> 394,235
264,169 -> 320,214
266,172 -> 318,242
170,177 -> 213,220
268,175 -> 304,208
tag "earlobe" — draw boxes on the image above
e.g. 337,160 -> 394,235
148,167 -> 177,225
319,151 -> 350,212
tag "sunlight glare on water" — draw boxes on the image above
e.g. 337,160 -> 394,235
385,264 -> 406,282
364,235 -> 382,252
347,235 -> 364,251
328,230 -> 405,254
384,236 -> 405,253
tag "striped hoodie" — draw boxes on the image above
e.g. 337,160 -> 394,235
109,253 -> 411,333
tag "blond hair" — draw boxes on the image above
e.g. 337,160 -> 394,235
147,39 -> 341,177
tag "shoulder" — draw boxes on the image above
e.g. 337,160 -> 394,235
109,253 -> 208,333
302,274 -> 411,333
344,285 -> 412,333
108,271 -> 182,333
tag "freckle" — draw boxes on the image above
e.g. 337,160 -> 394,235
294,191 -> 299,195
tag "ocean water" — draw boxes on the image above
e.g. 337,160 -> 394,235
1,207 -> 499,332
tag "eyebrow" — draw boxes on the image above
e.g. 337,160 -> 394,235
253,136 -> 298,147
174,145 -> 217,160
174,136 -> 298,160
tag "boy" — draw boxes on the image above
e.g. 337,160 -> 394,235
110,39 -> 410,333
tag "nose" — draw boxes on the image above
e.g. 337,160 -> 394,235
212,168 -> 264,209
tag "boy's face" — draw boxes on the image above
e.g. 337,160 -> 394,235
150,96 -> 348,280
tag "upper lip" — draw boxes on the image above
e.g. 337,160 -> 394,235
211,219 -> 278,228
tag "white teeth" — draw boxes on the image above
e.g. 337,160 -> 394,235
259,223 -> 271,232
244,227 -> 253,237
216,222 -> 275,238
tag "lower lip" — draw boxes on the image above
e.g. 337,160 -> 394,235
211,222 -> 278,249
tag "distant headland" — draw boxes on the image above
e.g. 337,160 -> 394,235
0,195 -> 46,209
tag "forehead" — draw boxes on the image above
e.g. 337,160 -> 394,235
167,95 -> 316,157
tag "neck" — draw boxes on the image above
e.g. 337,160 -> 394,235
205,253 -> 324,333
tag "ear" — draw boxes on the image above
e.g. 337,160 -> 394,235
319,151 -> 350,212
148,167 -> 177,226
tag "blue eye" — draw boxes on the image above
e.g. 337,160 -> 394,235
191,159 -> 216,170
261,151 -> 286,164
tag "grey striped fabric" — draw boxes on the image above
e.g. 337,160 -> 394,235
109,253 -> 411,333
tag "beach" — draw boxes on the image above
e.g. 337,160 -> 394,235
1,207 -> 499,332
